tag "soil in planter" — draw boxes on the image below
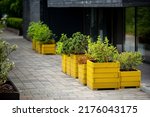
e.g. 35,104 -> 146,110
0,82 -> 16,93
120,69 -> 137,71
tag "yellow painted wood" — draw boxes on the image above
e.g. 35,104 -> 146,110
120,70 -> 141,77
42,44 -> 56,54
88,77 -> 120,83
87,67 -> 119,73
87,60 -> 120,68
36,41 -> 42,53
87,72 -> 119,78
66,56 -> 71,76
87,81 -> 120,90
78,64 -> 87,85
70,54 -> 84,78
87,60 -> 120,89
120,70 -> 141,88
32,39 -> 36,50
62,54 -> 67,73
121,82 -> 140,87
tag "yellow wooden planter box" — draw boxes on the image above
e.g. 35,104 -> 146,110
78,64 -> 87,85
41,44 -> 56,54
120,70 -> 141,88
36,41 -> 42,53
62,54 -> 67,73
70,54 -> 84,78
87,60 -> 120,90
66,56 -> 71,76
32,39 -> 36,50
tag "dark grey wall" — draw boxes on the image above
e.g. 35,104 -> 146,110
23,0 -> 41,39
48,0 -> 123,7
123,0 -> 150,7
47,8 -> 84,40
48,0 -> 150,7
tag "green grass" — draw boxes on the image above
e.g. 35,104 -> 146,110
126,24 -> 135,35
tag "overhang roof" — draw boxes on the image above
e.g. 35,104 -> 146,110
48,0 -> 150,7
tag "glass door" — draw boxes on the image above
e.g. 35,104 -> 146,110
125,7 -> 135,52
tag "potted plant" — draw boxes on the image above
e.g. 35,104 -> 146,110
62,38 -> 72,75
27,21 -> 42,50
56,34 -> 69,73
117,51 -> 143,88
34,22 -> 56,54
86,36 -> 120,90
0,39 -> 19,100
78,55 -> 88,85
69,32 -> 88,78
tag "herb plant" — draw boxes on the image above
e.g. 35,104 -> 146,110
69,32 -> 88,54
0,39 -> 17,85
117,51 -> 143,71
86,36 -> 119,62
27,21 -> 55,44
56,34 -> 68,55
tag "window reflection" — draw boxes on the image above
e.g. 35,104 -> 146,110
137,7 -> 150,63
125,7 -> 135,52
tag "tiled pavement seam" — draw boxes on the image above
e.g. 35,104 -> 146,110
1,30 -> 150,100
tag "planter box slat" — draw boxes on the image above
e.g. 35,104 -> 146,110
70,54 -> 84,78
62,54 -> 67,73
121,77 -> 141,82
87,72 -> 119,78
121,82 -> 140,88
87,81 -> 120,90
87,67 -> 119,73
87,60 -> 120,68
36,41 -> 42,53
42,44 -> 55,54
120,71 -> 141,76
66,56 -> 71,75
78,64 -> 87,85
88,77 -> 120,83
32,39 -> 36,50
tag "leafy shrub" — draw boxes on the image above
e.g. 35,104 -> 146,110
61,38 -> 72,55
117,51 -> 143,71
56,34 -> 69,55
27,21 -> 42,39
27,21 -> 55,44
6,17 -> 23,30
0,39 -> 17,85
69,32 -> 88,54
86,36 -> 119,62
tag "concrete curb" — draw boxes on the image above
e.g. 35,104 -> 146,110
141,84 -> 150,95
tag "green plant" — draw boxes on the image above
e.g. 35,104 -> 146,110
62,38 -> 72,55
56,34 -> 69,55
86,36 -> 119,62
35,23 -> 52,44
27,21 -> 55,44
69,32 -> 88,54
6,17 -> 23,30
27,21 -> 42,39
0,0 -> 22,17
0,39 -> 17,85
117,51 -> 143,71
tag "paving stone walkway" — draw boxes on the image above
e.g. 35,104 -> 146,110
1,30 -> 150,100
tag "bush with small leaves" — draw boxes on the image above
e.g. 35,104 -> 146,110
86,36 -> 119,62
117,51 -> 143,71
0,39 -> 17,85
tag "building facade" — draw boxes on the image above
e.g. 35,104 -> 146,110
23,0 -> 150,62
